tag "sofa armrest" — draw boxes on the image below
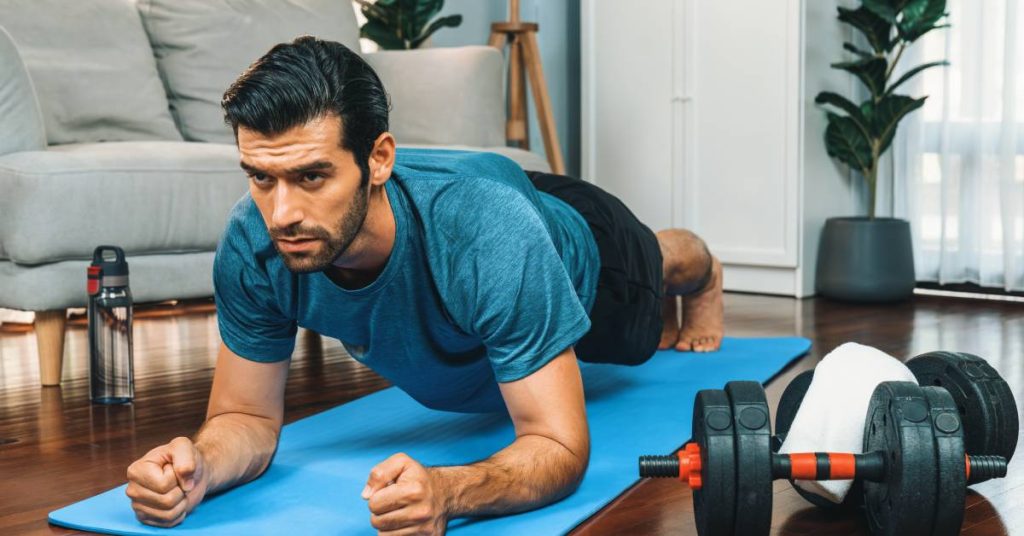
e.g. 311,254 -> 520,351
363,46 -> 505,148
0,26 -> 46,156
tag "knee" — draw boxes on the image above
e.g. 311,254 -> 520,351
657,229 -> 712,288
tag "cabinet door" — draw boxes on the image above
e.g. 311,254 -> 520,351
582,0 -> 800,268
691,0 -> 801,268
581,0 -> 678,233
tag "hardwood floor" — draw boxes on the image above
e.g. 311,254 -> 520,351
1,293 -> 1021,535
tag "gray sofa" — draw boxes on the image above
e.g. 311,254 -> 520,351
0,0 -> 549,386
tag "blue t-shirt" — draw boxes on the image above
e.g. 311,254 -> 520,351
214,149 -> 600,413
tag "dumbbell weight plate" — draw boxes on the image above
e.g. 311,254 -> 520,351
724,381 -> 773,536
773,369 -> 813,448
921,385 -> 968,536
907,351 -> 1019,461
862,381 -> 941,536
692,389 -> 738,536
773,369 -> 863,510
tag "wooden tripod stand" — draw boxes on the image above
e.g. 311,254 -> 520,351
488,0 -> 565,174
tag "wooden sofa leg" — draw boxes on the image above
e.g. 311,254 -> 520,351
34,309 -> 67,386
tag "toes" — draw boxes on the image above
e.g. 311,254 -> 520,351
675,338 -> 694,352
693,337 -> 722,353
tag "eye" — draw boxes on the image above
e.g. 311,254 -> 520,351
302,173 -> 325,183
248,172 -> 270,184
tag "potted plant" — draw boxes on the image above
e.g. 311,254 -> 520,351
815,0 -> 949,302
356,0 -> 462,50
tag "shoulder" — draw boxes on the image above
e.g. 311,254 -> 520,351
215,193 -> 278,275
396,147 -> 524,180
396,150 -> 535,215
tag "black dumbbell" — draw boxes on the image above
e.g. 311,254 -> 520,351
773,351 -> 1019,509
906,352 -> 1018,459
638,380 -> 1009,536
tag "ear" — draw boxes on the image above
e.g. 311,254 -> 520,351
367,132 -> 396,187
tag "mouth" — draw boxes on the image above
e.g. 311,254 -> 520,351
275,237 -> 320,253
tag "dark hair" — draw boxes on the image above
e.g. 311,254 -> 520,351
222,36 -> 390,181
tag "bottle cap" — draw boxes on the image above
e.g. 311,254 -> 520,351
91,245 -> 130,287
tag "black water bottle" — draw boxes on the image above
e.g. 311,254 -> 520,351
87,246 -> 134,404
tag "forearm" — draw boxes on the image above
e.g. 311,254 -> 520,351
430,433 -> 589,518
193,412 -> 280,494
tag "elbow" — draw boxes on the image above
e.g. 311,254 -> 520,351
255,425 -> 282,474
561,437 -> 591,496
573,447 -> 590,489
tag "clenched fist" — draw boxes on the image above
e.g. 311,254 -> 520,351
363,453 -> 448,535
125,436 -> 208,527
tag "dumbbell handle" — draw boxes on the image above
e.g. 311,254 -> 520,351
772,451 -> 885,481
639,443 -> 1008,488
772,452 -> 1007,484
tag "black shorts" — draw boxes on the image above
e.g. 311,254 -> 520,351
527,171 -> 664,366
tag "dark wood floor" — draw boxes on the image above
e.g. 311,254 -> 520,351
1,293 -> 1021,535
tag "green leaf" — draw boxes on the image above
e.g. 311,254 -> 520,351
415,0 -> 444,23
862,0 -> 912,22
357,0 -> 393,25
832,57 -> 888,96
837,7 -> 893,53
361,18 -> 407,50
412,14 -> 463,48
870,94 -> 927,154
824,112 -> 874,175
397,0 -> 415,44
885,60 -> 948,95
815,91 -> 871,131
897,0 -> 947,42
843,42 -> 876,58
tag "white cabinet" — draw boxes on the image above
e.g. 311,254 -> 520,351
581,0 -> 862,297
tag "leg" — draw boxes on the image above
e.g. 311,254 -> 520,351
656,229 -> 724,352
34,309 -> 68,386
488,30 -> 505,49
523,31 -> 566,174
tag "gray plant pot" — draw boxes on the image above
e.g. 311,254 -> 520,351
815,217 -> 915,302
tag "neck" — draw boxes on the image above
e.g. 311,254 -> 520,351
329,184 -> 395,281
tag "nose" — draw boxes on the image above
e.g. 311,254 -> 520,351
271,181 -> 304,230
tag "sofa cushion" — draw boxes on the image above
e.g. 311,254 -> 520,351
0,142 -> 246,264
0,0 -> 182,145
365,47 -> 506,148
137,0 -> 362,144
0,142 -> 544,265
0,252 -> 216,311
0,26 -> 46,155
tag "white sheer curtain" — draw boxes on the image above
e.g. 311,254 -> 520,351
891,0 -> 1024,291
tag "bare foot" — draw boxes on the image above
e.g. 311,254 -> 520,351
676,257 -> 724,352
658,295 -> 680,350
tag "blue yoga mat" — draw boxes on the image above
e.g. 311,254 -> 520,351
50,337 -> 810,535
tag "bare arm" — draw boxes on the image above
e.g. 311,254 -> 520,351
433,347 -> 589,516
195,343 -> 289,493
364,347 -> 589,532
126,343 -> 289,526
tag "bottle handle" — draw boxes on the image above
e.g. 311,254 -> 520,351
92,245 -> 126,265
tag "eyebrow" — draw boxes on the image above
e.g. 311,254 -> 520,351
239,160 -> 335,175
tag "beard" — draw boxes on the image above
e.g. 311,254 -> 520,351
269,182 -> 369,273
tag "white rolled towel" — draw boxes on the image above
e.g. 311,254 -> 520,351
778,342 -> 917,503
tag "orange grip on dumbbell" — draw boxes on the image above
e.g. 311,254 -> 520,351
785,453 -> 857,480
640,447 -> 1005,487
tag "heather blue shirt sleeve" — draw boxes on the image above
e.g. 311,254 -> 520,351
213,200 -> 297,362
433,180 -> 592,383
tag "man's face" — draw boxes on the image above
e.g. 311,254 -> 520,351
238,114 -> 369,273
